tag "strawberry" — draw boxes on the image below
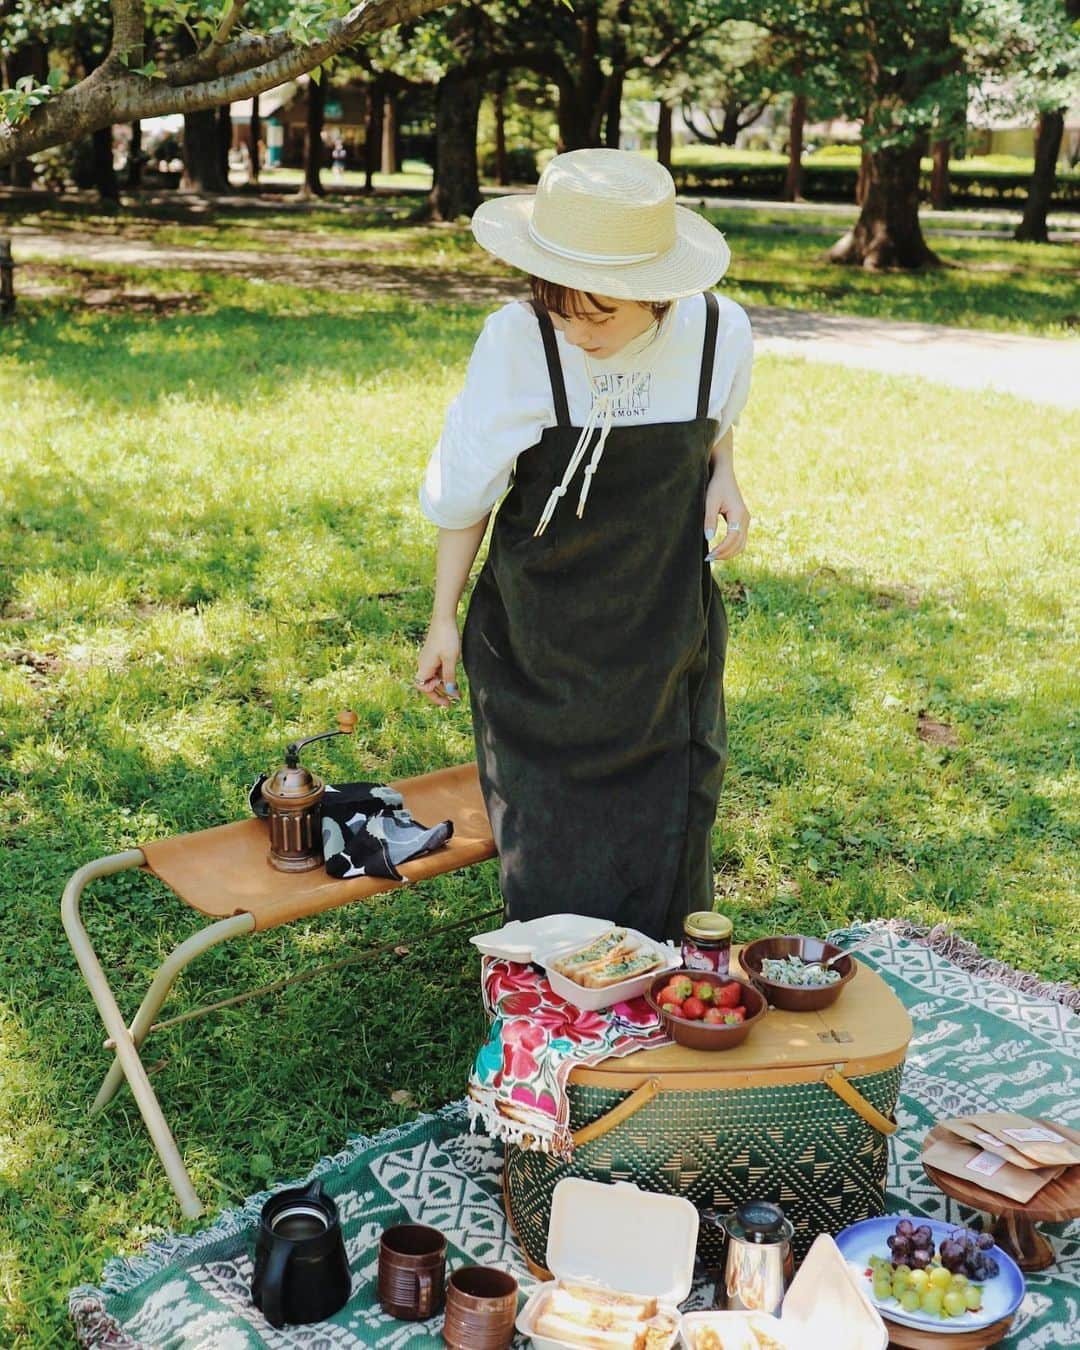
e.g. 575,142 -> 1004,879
681,996 -> 707,1021
658,990 -> 682,1012
721,1007 -> 746,1024
692,980 -> 715,1003
667,975 -> 694,1000
703,1007 -> 729,1025
713,981 -> 742,1009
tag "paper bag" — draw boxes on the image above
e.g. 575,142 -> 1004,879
964,1113 -> 1080,1168
922,1135 -> 1064,1204
941,1118 -> 1051,1170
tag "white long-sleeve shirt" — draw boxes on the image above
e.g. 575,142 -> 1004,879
419,291 -> 754,530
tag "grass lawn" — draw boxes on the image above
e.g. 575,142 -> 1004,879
6,193 -> 1079,337
1,269 -> 1078,1344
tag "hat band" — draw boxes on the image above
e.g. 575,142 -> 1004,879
528,219 -> 661,266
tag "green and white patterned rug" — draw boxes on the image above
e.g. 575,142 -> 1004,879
69,924 -> 1078,1349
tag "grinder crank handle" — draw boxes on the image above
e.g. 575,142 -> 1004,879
285,711 -> 358,765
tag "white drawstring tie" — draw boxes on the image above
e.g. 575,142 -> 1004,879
533,354 -> 615,537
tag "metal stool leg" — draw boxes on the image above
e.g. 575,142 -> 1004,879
61,851 -> 254,1218
93,912 -> 255,1112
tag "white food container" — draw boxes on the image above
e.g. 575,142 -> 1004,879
517,1178 -> 698,1349
470,914 -> 612,963
537,926 -> 681,1012
679,1233 -> 887,1350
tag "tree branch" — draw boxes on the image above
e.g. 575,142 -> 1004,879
0,0 -> 452,165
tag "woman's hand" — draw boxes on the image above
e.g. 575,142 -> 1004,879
704,443 -> 750,563
415,615 -> 462,707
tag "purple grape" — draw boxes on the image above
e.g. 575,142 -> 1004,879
976,1232 -> 995,1251
911,1249 -> 931,1270
913,1225 -> 933,1247
983,1256 -> 999,1278
896,1219 -> 914,1237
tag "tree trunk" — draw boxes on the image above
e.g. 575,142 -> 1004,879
831,139 -> 940,269
92,124 -> 119,201
493,75 -> 509,183
720,104 -> 742,147
128,120 -> 143,188
855,147 -> 872,206
656,100 -> 673,170
930,137 -> 950,210
364,80 -> 385,190
604,69 -> 624,149
218,104 -> 232,189
181,109 -> 228,192
783,93 -> 806,202
249,94 -> 261,184
1014,109 -> 1065,243
427,74 -> 482,221
301,75 -> 326,197
382,91 -> 400,174
5,39 -> 48,188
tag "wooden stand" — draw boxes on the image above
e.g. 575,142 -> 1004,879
921,1120 -> 1080,1273
885,1313 -> 1014,1349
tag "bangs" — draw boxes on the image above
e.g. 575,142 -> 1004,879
528,276 -> 672,325
528,277 -> 618,320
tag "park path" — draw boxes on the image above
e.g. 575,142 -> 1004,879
10,226 -> 1080,409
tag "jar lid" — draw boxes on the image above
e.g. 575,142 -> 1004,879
723,1201 -> 793,1246
683,911 -> 732,941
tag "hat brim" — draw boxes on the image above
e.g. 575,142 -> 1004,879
471,193 -> 730,302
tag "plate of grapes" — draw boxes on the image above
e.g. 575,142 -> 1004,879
835,1215 -> 1024,1334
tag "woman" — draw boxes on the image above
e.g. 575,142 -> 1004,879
416,148 -> 753,942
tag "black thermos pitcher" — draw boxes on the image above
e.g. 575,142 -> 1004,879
251,1179 -> 351,1327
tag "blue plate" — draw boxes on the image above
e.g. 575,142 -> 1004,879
834,1216 -> 1024,1334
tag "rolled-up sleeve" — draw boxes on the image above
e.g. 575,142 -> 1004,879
419,303 -> 553,529
708,300 -> 754,441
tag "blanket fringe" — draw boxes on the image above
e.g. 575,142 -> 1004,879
828,919 -> 1080,1013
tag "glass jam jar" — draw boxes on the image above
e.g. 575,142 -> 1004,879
682,911 -> 733,974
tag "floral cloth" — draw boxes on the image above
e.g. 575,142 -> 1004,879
466,957 -> 672,1158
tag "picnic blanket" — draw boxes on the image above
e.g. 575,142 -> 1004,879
465,956 -> 671,1157
69,923 -> 1079,1349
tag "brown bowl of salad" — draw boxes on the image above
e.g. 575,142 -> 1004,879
739,936 -> 856,1011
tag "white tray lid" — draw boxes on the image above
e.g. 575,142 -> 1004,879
782,1233 -> 887,1347
547,1178 -> 698,1306
470,914 -> 611,963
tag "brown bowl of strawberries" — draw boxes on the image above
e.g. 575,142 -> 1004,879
645,968 -> 767,1051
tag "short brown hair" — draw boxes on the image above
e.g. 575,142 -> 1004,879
528,275 -> 671,325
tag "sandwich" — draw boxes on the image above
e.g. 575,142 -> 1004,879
550,929 -> 631,979
532,1283 -> 675,1348
550,930 -> 663,988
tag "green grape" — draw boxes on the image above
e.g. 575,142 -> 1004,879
901,1290 -> 921,1313
873,1276 -> 893,1301
929,1266 -> 952,1290
909,1269 -> 929,1291
964,1286 -> 983,1311
943,1290 -> 967,1317
921,1289 -> 944,1315
950,1273 -> 968,1289
893,1265 -> 912,1289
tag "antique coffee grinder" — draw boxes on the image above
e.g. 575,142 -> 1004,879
261,710 -> 358,872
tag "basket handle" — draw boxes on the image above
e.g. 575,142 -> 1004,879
823,1066 -> 897,1136
572,1077 -> 662,1148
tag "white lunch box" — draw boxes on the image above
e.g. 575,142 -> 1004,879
517,1177 -> 698,1349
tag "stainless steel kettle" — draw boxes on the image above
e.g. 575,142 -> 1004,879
711,1201 -> 795,1317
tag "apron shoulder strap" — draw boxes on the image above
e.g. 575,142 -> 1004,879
530,301 -> 572,428
696,290 -> 720,420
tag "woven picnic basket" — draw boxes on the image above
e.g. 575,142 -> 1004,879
504,956 -> 911,1272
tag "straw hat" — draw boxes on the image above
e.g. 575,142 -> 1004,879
470,147 -> 730,302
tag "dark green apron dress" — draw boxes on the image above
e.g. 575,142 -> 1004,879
462,292 -> 728,942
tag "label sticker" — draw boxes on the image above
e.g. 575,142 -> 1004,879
1002,1127 -> 1065,1144
966,1151 -> 1007,1177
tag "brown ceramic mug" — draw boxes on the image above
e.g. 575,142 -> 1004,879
377,1224 -> 447,1321
442,1265 -> 519,1349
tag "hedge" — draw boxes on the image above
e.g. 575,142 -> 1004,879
672,160 -> 1080,210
